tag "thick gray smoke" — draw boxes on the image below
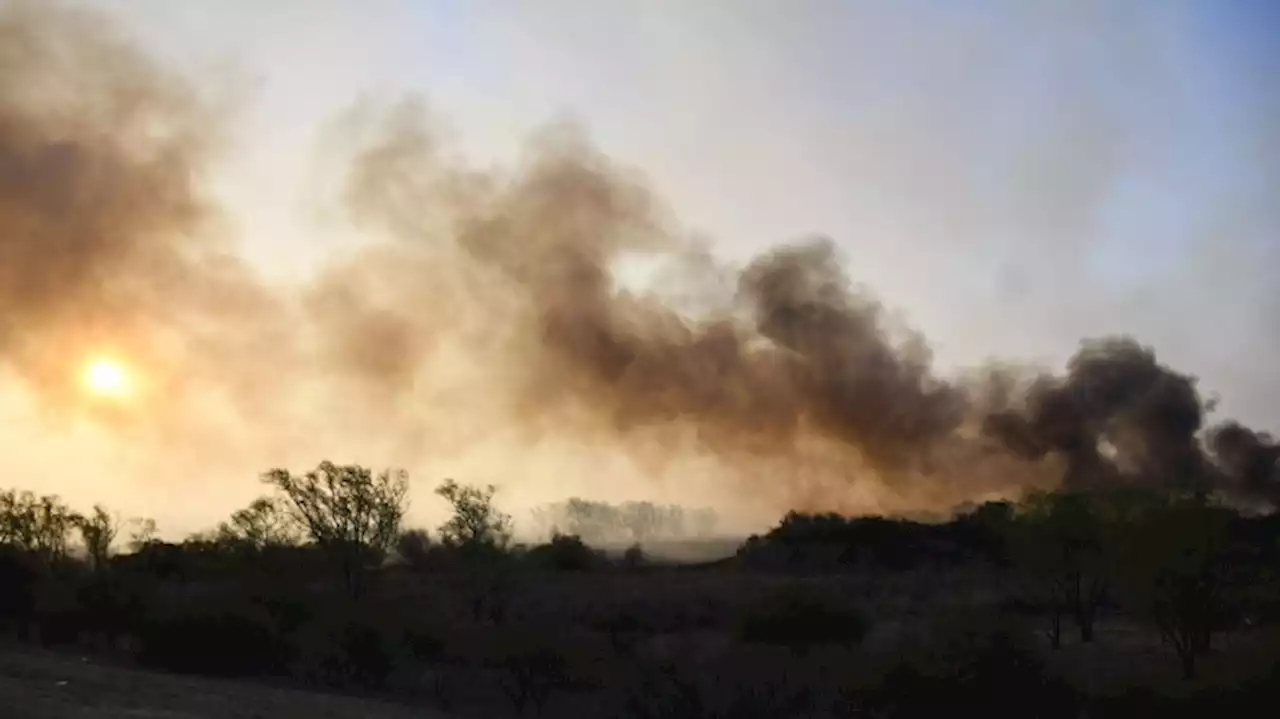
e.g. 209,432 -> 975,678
982,338 -> 1278,501
0,2 -> 1276,521
334,105 -> 1279,509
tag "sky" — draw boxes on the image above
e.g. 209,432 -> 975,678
2,0 -> 1277,535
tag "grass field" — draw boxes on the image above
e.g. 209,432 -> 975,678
3,557 -> 1277,718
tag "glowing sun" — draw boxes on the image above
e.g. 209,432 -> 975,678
81,357 -> 131,399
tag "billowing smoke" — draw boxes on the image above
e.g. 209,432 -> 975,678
0,2 -> 1276,526
984,339 -> 1212,491
335,107 -> 1278,509
1206,422 -> 1280,503
0,0 -> 299,435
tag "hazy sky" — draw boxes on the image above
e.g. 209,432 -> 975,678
5,0 -> 1278,533
84,0 -> 1278,409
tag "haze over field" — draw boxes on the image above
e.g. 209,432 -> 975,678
0,0 -> 1277,536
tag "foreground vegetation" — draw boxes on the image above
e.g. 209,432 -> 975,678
1,461 -> 1278,718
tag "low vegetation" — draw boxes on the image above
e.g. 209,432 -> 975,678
1,461 -> 1278,717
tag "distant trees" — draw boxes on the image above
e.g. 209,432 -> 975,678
263,461 -> 409,597
530,499 -> 719,545
619,500 -> 659,543
127,517 -> 158,552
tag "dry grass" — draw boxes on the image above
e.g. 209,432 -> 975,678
2,559 -> 1275,718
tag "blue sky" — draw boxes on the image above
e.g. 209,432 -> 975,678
30,0 -> 1275,525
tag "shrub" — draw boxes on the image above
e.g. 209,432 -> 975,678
622,543 -> 646,569
593,610 -> 648,656
734,591 -> 869,654
322,620 -> 397,689
136,601 -> 291,677
395,528 -> 433,569
0,547 -> 40,629
526,533 -> 602,571
252,590 -> 312,635
403,626 -> 444,662
491,629 -> 571,716
847,623 -> 1078,718
623,659 -> 705,719
77,571 -> 152,634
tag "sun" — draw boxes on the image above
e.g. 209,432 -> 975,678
81,357 -> 131,399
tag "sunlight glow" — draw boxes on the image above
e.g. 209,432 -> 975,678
81,357 -> 131,399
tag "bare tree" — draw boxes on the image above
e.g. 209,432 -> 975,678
264,461 -> 408,597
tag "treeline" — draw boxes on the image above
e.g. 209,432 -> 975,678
0,464 -> 550,687
529,499 -> 719,544
741,488 -> 1280,679
0,462 -> 1277,710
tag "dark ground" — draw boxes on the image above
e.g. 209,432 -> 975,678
0,645 -> 453,719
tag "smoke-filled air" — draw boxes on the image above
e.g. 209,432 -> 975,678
0,1 -> 1276,535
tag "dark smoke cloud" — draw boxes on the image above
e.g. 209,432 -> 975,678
983,338 -> 1209,489
337,101 -> 1278,509
1207,422 -> 1280,504
1,2 -> 1276,519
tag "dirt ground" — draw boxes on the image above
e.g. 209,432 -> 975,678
0,647 -> 453,719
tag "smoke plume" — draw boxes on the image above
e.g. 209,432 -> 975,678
0,2 -> 1276,526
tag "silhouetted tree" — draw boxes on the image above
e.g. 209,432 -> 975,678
263,461 -> 408,598
526,532 -> 601,571
1013,490 -> 1119,645
0,490 -> 79,560
435,479 -> 512,552
74,504 -> 119,573
216,496 -> 300,550
952,499 -> 1015,564
1125,494 -> 1235,679
622,542 -> 646,569
394,527 -> 433,569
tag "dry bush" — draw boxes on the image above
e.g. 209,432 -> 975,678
733,589 -> 869,655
